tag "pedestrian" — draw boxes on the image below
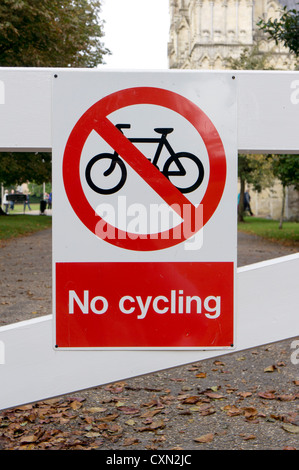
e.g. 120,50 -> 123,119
3,190 -> 9,214
9,189 -> 15,211
48,192 -> 52,210
23,194 -> 32,212
244,190 -> 254,216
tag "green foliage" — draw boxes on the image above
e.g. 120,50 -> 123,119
0,152 -> 51,186
238,154 -> 274,193
0,1 -> 110,186
0,0 -> 110,67
28,182 -> 51,198
271,154 -> 299,190
257,4 -> 299,58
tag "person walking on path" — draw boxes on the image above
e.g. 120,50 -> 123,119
23,194 -> 32,212
3,190 -> 9,214
244,190 -> 254,216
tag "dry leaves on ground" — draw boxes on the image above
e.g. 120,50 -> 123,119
0,355 -> 298,450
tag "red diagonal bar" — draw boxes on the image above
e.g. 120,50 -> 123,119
94,117 -> 195,218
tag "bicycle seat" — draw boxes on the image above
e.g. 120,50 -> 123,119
154,128 -> 174,135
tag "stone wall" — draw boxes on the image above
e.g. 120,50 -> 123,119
243,182 -> 299,221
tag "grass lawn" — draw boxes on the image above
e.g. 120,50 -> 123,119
1,212 -> 298,247
10,203 -> 43,214
0,214 -> 52,241
238,216 -> 299,246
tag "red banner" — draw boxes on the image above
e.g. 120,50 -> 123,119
55,261 -> 234,349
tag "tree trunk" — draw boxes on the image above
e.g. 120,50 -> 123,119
0,207 -> 7,216
279,185 -> 286,229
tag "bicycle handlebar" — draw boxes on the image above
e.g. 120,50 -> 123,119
116,124 -> 131,132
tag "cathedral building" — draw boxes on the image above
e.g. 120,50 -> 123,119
168,0 -> 298,70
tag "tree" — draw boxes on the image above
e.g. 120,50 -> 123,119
0,152 -> 52,187
257,4 -> 299,60
0,0 -> 110,67
271,155 -> 299,228
0,0 -> 109,205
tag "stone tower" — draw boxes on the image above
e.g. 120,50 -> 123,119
168,0 -> 298,70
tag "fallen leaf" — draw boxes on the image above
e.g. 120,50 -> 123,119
190,404 -> 216,416
115,401 -> 127,407
242,407 -> 258,419
69,400 -> 83,411
141,409 -> 162,418
181,396 -> 201,404
14,405 -> 33,411
237,391 -> 252,398
117,406 -> 140,415
223,405 -> 242,416
194,433 -> 214,443
277,394 -> 296,402
258,391 -> 276,400
19,434 -> 38,443
282,424 -> 299,434
85,431 -> 101,438
86,407 -> 107,413
137,419 -> 165,432
107,424 -> 123,434
125,419 -> 136,426
214,360 -> 225,366
124,437 -> 140,446
204,391 -> 224,399
98,413 -> 119,422
240,434 -> 256,440
264,365 -> 276,373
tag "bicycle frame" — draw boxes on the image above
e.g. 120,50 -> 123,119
114,124 -> 185,174
129,135 -> 172,169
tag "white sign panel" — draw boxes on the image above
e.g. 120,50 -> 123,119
52,71 -> 237,350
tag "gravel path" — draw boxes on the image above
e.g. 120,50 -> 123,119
0,228 -> 297,326
0,228 -> 298,450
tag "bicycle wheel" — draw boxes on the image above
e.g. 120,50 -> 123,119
85,153 -> 127,195
162,152 -> 204,194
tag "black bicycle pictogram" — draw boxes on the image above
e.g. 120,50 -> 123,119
85,124 -> 205,195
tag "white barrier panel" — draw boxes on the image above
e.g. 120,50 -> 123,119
0,69 -> 51,152
0,253 -> 298,411
0,68 -> 298,153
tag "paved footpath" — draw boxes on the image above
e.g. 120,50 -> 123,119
0,228 -> 298,450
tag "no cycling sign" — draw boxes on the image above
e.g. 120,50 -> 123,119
52,71 -> 237,350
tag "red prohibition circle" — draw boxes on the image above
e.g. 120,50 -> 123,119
63,87 -> 227,251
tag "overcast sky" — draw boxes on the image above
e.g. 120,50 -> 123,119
99,0 -> 170,70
